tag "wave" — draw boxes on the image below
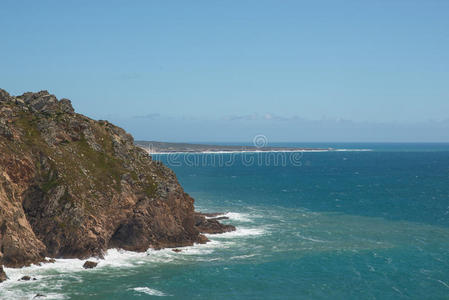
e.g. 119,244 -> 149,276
206,212 -> 256,223
230,254 -> 257,260
207,227 -> 267,239
0,210 -> 264,299
296,233 -> 327,243
130,287 -> 169,296
1,228 -> 244,281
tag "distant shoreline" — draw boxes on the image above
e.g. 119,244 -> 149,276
135,141 -> 372,154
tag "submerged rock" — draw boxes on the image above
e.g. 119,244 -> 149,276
83,261 -> 98,269
0,89 -> 235,268
19,275 -> 31,281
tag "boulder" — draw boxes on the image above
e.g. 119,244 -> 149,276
83,261 -> 98,269
194,213 -> 236,234
20,275 -> 31,281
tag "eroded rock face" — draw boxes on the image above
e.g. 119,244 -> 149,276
0,89 -> 234,269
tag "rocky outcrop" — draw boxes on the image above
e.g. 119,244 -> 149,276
0,89 -> 234,270
194,213 -> 235,234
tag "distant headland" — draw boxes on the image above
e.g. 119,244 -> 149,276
135,140 -> 333,154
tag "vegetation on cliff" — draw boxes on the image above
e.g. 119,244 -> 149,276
0,89 -> 234,275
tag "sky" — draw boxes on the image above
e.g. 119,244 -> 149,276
1,0 -> 448,142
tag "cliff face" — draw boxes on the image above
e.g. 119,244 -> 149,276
0,89 -> 234,270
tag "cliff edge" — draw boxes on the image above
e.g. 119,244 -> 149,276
0,89 -> 234,274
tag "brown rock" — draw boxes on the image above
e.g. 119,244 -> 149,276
0,89 -> 235,268
82,261 -> 98,269
20,275 -> 31,281
172,249 -> 182,253
194,213 -> 236,234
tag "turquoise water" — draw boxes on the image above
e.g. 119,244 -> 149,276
2,144 -> 449,299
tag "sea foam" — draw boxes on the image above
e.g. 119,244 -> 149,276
0,211 -> 262,299
206,212 -> 255,223
130,287 -> 169,296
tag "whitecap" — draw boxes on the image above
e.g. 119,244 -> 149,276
230,254 -> 256,260
131,287 -> 169,296
206,212 -> 256,223
207,227 -> 267,239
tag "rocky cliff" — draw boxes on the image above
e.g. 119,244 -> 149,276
0,89 -> 234,275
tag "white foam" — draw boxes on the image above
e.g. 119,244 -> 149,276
206,212 -> 255,223
0,241 -> 227,299
208,227 -> 267,239
0,210 -> 265,298
0,286 -> 67,300
230,254 -> 256,260
1,238 -> 233,285
131,287 -> 169,296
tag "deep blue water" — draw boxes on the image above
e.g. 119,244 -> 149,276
2,143 -> 449,299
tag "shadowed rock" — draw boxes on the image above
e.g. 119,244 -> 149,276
0,266 -> 7,282
194,213 -> 236,234
19,275 -> 31,281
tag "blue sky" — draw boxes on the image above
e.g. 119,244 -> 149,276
1,0 -> 448,142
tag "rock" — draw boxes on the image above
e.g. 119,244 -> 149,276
194,213 -> 236,234
20,275 -> 31,281
0,266 -> 7,282
83,261 -> 98,269
59,98 -> 74,114
0,89 -> 11,102
0,89 -> 235,268
172,249 -> 182,253
20,91 -> 60,114
34,294 -> 45,298
0,121 -> 12,139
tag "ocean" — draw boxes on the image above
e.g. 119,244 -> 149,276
2,143 -> 449,299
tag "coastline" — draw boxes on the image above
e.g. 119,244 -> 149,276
144,148 -> 373,155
